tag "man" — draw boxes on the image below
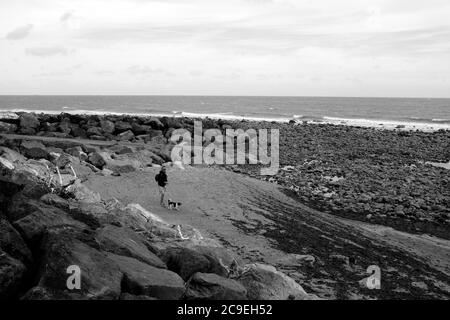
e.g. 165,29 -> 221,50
155,166 -> 168,207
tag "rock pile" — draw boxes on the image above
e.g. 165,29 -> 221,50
0,134 -> 317,300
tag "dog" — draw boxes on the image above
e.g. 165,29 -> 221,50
167,199 -> 182,210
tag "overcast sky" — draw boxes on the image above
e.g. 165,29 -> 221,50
1,0 -> 450,97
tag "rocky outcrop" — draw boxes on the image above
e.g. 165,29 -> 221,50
96,225 -> 166,268
37,228 -> 123,300
159,246 -> 228,281
108,253 -> 185,300
236,263 -> 318,300
185,272 -> 247,300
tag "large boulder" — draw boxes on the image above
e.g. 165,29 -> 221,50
88,151 -> 107,168
19,113 -> 40,134
115,121 -> 132,133
236,263 -> 315,300
160,246 -> 228,281
145,117 -> 164,130
96,225 -> 166,268
12,202 -> 87,246
65,180 -> 102,203
0,250 -> 27,299
36,228 -> 123,299
0,121 -> 17,133
100,120 -> 115,134
0,159 -> 50,199
0,146 -> 26,163
0,219 -> 33,266
131,123 -> 152,135
185,273 -> 247,300
108,253 -> 185,300
20,140 -> 49,160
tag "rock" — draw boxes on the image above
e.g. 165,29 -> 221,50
19,113 -> 40,133
71,126 -> 87,139
65,180 -> 102,203
0,147 -> 26,163
20,140 -> 49,160
66,146 -> 88,161
117,130 -> 135,141
40,193 -> 70,211
131,123 -> 153,135
145,117 -> 164,130
0,250 -> 27,299
96,225 -> 166,268
86,127 -> 103,137
185,272 -> 247,300
115,121 -> 132,133
236,263 -> 314,300
160,246 -> 228,281
0,121 -> 17,133
12,202 -> 87,245
100,120 -> 115,134
37,229 -> 122,299
0,219 -> 33,266
108,253 -> 185,300
88,151 -> 107,168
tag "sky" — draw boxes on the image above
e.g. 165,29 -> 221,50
1,0 -> 450,97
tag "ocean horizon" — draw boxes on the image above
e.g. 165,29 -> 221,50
1,95 -> 449,130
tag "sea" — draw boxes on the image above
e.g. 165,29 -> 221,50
1,95 -> 449,130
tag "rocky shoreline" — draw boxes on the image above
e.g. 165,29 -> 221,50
1,111 -> 321,300
1,111 -> 449,240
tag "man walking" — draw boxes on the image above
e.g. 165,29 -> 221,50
155,166 -> 168,207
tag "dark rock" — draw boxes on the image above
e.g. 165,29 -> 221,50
0,250 -> 27,299
19,113 -> 40,133
108,253 -> 185,300
40,193 -> 70,211
185,272 -> 247,300
86,127 -> 103,137
145,117 -> 164,130
115,121 -> 132,133
88,151 -> 107,168
100,120 -> 115,134
20,140 -> 49,160
36,228 -> 122,299
0,219 -> 33,266
12,202 -> 87,246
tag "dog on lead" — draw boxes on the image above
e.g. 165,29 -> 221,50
167,199 -> 182,210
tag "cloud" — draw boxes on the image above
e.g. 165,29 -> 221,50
6,24 -> 33,40
25,46 -> 71,57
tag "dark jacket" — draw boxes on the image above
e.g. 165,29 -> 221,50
155,171 -> 168,187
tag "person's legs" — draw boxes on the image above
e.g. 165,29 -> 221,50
159,186 -> 166,206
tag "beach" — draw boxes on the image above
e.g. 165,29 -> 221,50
1,111 -> 449,300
